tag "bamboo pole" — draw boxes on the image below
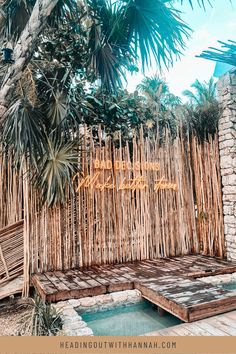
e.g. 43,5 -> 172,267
0,126 -> 226,292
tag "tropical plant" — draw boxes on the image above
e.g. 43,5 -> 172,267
86,0 -> 191,91
32,297 -> 62,336
183,77 -> 219,140
83,88 -> 153,142
19,296 -> 62,336
199,40 -> 236,67
137,76 -> 181,108
137,75 -> 182,136
0,0 -> 215,206
183,77 -> 217,106
0,0 -> 212,105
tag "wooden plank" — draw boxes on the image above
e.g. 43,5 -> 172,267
54,270 -> 103,300
54,270 -> 106,300
89,266 -> 133,292
65,270 -> 94,289
188,266 -> 236,279
180,323 -> 213,336
188,294 -> 236,322
135,282 -> 189,322
79,268 -> 110,286
224,311 -> 236,321
44,272 -> 70,292
53,271 -> 80,290
0,244 -> 9,278
31,274 -> 58,302
194,322 -> 230,336
106,268 -> 134,291
168,326 -> 196,336
208,317 -> 236,335
31,255 -> 236,324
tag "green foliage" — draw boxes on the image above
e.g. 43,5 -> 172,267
183,77 -> 220,140
0,0 -> 33,45
199,40 -> 236,67
183,77 -> 217,106
2,98 -> 47,167
87,0 -> 190,90
0,0 -> 219,207
120,0 -> 190,69
18,295 -> 62,336
84,89 -> 150,140
24,296 -> 62,336
0,0 -> 79,46
35,139 -> 78,207
137,75 -> 182,137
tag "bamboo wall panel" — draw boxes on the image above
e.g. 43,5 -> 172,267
0,128 -> 225,288
191,136 -> 225,258
25,129 -> 225,274
0,154 -> 23,228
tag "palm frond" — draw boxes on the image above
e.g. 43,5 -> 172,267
21,296 -> 62,336
183,77 -> 219,140
199,40 -> 236,66
0,0 -> 34,44
48,0 -> 79,27
35,139 -> 78,206
137,76 -> 169,101
183,89 -> 199,104
48,91 -> 68,128
180,0 -> 212,10
183,78 -> 216,106
87,0 -> 191,91
89,39 -> 124,91
122,0 -> 191,70
1,98 -> 46,167
87,1 -> 127,91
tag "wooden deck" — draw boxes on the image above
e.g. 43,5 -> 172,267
145,310 -> 236,336
32,255 -> 236,323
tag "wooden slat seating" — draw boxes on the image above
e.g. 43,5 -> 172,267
0,220 -> 24,285
32,255 -> 236,322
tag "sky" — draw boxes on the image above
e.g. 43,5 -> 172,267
125,0 -> 236,100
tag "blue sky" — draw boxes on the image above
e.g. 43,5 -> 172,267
126,0 -> 236,100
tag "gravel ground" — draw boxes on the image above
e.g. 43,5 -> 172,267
0,301 -> 33,336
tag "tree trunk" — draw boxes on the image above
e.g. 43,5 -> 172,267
0,0 -> 59,116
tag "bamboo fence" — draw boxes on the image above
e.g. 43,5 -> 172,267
0,127 -> 225,294
0,154 -> 23,229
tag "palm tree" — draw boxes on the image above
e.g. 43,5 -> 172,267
183,77 -> 217,107
183,77 -> 219,140
0,0 -> 211,100
137,75 -> 182,135
138,75 -> 181,108
0,0 -> 61,108
0,0 -> 214,206
137,76 -> 170,111
87,0 -> 192,91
